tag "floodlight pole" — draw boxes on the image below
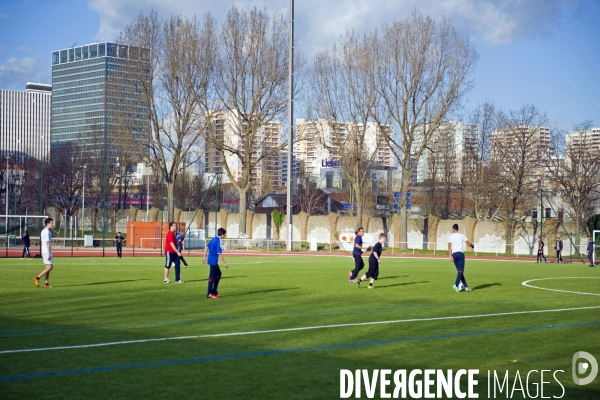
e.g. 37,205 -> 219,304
82,165 -> 86,237
286,0 -> 294,252
5,155 -> 10,249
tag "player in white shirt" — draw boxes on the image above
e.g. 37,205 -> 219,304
447,223 -> 475,292
33,218 -> 54,288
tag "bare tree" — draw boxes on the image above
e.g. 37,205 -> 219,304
174,162 -> 207,211
464,102 -> 503,221
491,105 -> 549,253
297,176 -> 327,215
307,29 -> 383,228
117,12 -> 207,221
372,10 -> 477,249
544,121 -> 600,243
198,7 -> 299,235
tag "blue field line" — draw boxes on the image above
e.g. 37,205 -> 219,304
1,320 -> 598,383
0,294 -> 585,337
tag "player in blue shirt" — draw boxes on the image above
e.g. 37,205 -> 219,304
202,228 -> 229,298
176,230 -> 189,268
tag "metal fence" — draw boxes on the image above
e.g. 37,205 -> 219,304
3,235 -> 597,262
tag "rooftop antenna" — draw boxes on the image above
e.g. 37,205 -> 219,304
71,42 -> 78,47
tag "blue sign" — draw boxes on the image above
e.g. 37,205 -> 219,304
343,203 -> 357,210
393,192 -> 411,209
322,159 -> 342,168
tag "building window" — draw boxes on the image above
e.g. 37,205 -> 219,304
90,44 -> 98,58
98,43 -> 105,57
82,46 -> 88,59
69,48 -> 75,62
60,50 -> 67,63
52,52 -> 59,65
75,47 -> 81,61
107,43 -> 117,57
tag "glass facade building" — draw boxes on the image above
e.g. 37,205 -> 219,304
51,42 -> 149,160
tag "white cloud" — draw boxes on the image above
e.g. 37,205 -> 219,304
87,0 -> 576,51
0,56 -> 50,90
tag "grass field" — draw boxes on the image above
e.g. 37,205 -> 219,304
0,254 -> 599,399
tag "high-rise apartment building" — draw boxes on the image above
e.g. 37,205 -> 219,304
204,111 -> 283,196
0,83 -> 52,163
51,42 -> 149,159
294,119 -> 393,179
490,125 -> 551,162
566,127 -> 600,153
414,121 -> 478,183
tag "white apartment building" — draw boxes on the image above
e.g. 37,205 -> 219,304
414,121 -> 478,183
204,111 -> 283,196
0,83 -> 52,163
294,118 -> 393,179
566,127 -> 600,153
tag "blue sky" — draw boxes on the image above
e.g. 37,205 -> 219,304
0,0 -> 598,132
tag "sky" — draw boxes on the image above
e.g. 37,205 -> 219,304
0,0 -> 599,132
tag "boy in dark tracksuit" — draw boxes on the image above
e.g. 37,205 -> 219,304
357,233 -> 387,289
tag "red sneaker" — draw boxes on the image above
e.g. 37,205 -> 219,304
208,294 -> 218,299
44,283 -> 52,289
215,294 -> 220,298
33,277 -> 40,287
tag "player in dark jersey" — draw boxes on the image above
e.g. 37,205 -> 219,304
115,232 -> 124,258
357,233 -> 387,289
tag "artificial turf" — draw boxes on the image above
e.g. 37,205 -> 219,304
0,255 -> 599,399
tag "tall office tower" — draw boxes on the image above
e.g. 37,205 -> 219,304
0,83 -> 52,163
51,42 -> 149,160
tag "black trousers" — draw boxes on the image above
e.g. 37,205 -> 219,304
350,254 -> 364,279
556,250 -> 563,262
116,244 -> 122,257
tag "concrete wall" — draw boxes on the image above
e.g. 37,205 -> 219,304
73,206 -> 593,256
307,215 -> 331,243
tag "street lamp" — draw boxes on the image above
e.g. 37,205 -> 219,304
82,165 -> 87,237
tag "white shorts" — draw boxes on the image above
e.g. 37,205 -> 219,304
42,253 -> 52,265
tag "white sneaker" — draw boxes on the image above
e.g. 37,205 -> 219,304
175,280 -> 185,283
163,278 -> 171,283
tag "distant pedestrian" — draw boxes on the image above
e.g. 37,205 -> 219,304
536,236 -> 547,263
587,236 -> 595,267
448,223 -> 475,292
176,230 -> 189,268
202,227 -> 229,298
554,237 -> 564,263
348,227 -> 367,282
33,218 -> 54,288
21,230 -> 31,260
357,233 -> 387,289
164,222 -> 183,283
114,232 -> 124,258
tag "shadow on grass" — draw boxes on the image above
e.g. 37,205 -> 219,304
377,275 -> 408,280
228,287 -> 300,297
472,283 -> 502,290
188,275 -> 248,283
376,281 -> 429,288
63,279 -> 150,287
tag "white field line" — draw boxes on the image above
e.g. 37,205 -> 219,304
1,305 -> 599,355
522,277 -> 600,296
